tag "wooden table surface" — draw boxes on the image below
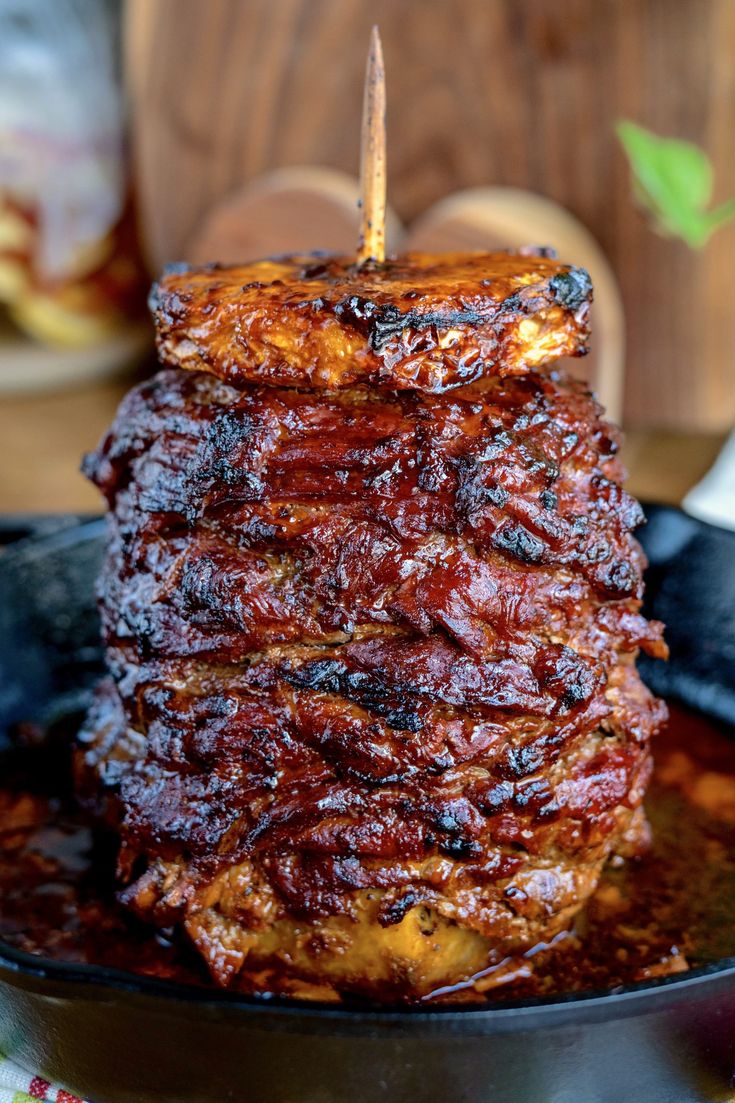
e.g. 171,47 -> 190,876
0,376 -> 727,516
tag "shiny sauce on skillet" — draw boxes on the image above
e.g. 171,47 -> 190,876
1,704 -> 734,1004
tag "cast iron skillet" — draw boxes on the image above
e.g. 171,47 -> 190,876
0,509 -> 734,1103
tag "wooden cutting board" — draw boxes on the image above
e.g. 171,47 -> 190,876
125,0 -> 735,430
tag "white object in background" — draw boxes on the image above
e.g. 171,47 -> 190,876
0,0 -> 124,280
683,432 -> 735,532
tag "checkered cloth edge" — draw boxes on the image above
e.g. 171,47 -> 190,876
0,1052 -> 88,1103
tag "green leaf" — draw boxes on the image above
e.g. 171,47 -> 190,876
616,120 -> 735,248
707,196 -> 735,234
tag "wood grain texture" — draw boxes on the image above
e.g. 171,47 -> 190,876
186,167 -> 404,264
126,0 -> 735,429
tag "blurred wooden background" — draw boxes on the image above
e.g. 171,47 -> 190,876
126,0 -> 735,431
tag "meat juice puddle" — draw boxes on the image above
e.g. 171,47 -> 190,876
1,704 -> 735,1004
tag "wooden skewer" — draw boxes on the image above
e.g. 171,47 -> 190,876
356,26 -> 387,265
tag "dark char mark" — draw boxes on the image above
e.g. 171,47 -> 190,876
549,267 -> 593,311
333,297 -> 488,353
283,659 -> 424,733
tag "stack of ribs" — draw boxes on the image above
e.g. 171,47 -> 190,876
79,251 -> 666,1001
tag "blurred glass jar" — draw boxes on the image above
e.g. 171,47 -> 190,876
0,0 -> 149,392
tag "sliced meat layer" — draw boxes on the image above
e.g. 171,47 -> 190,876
150,251 -> 592,392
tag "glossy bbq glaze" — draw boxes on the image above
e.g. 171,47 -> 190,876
79,250 -> 664,1000
76,359 -> 666,999
1,707 -> 734,1003
151,251 -> 592,392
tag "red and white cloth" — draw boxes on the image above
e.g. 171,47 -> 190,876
0,1051 -> 87,1103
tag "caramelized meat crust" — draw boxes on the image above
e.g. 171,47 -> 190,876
85,368 -> 661,660
79,366 -> 666,999
78,668 -> 656,998
150,252 -> 592,393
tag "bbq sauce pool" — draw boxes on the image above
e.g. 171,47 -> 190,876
1,705 -> 735,1005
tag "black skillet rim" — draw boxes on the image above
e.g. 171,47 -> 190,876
2,938 -> 735,1029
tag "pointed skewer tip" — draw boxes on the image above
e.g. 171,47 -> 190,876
356,27 -> 387,266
